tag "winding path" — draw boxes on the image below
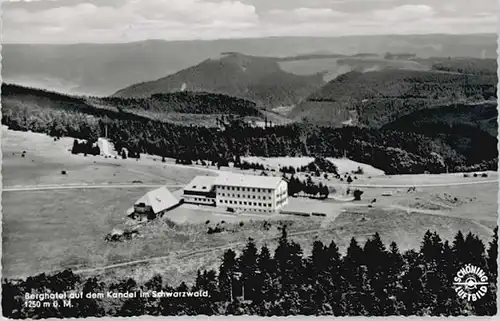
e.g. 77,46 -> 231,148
4,177 -> 496,192
73,227 -> 330,274
349,179 -> 497,189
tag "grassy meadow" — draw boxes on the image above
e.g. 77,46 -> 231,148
2,128 -> 498,287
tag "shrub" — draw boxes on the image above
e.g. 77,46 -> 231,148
353,189 -> 364,201
481,173 -> 488,177
473,173 -> 478,177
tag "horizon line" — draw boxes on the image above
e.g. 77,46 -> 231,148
2,32 -> 496,46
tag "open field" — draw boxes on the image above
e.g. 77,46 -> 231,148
5,171 -> 496,282
277,58 -> 353,82
240,156 -> 385,176
79,204 -> 498,286
2,186 -> 323,279
2,188 -> 152,278
2,128 -> 214,187
2,128 -> 498,286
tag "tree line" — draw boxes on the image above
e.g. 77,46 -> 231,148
71,139 -> 100,156
287,175 -> 330,199
2,227 -> 497,318
2,84 -> 497,175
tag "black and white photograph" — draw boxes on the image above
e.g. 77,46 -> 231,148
1,0 -> 498,318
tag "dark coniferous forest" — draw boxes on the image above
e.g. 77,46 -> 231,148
2,227 -> 498,318
2,83 -> 497,175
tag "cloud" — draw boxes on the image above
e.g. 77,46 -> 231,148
3,0 -> 260,42
266,7 -> 346,23
373,5 -> 436,22
2,0 -> 497,43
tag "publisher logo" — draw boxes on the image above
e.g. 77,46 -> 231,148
453,264 -> 488,301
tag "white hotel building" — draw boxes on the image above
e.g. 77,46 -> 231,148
183,173 -> 288,213
214,173 -> 288,213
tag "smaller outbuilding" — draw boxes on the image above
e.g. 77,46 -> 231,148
129,186 -> 180,220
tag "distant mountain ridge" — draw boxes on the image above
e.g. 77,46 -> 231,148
289,60 -> 497,127
112,52 -> 325,108
3,34 -> 496,96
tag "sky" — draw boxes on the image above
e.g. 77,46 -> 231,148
2,0 -> 497,43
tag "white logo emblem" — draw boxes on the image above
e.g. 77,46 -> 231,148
453,264 -> 489,301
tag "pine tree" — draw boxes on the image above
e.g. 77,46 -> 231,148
218,249 -> 238,301
257,245 -> 277,303
400,250 -> 425,315
325,240 -> 345,315
464,232 -> 486,267
143,275 -> 163,315
343,237 -> 365,291
436,241 -> 462,316
71,139 -> 79,154
239,238 -> 259,300
487,227 -> 498,277
363,233 -> 390,315
452,230 -> 467,265
387,241 -> 404,313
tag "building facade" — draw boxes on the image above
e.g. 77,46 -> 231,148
183,176 -> 217,206
214,174 -> 288,213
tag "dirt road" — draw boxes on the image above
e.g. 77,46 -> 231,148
3,184 -> 184,192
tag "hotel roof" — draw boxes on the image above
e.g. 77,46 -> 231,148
214,172 -> 284,189
184,175 -> 217,192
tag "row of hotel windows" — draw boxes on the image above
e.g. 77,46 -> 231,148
219,199 -> 272,207
218,186 -> 272,193
232,207 -> 273,213
218,193 -> 269,200
186,197 -> 213,203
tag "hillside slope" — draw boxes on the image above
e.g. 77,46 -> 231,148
382,101 -> 498,137
381,101 -> 498,165
289,67 -> 497,127
112,53 -> 325,108
2,83 -> 497,175
1,84 -> 264,129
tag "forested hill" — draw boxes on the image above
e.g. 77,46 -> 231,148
382,101 -> 498,138
2,83 -> 497,175
112,53 -> 325,108
290,65 -> 497,127
2,84 -> 263,121
93,92 -> 261,116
